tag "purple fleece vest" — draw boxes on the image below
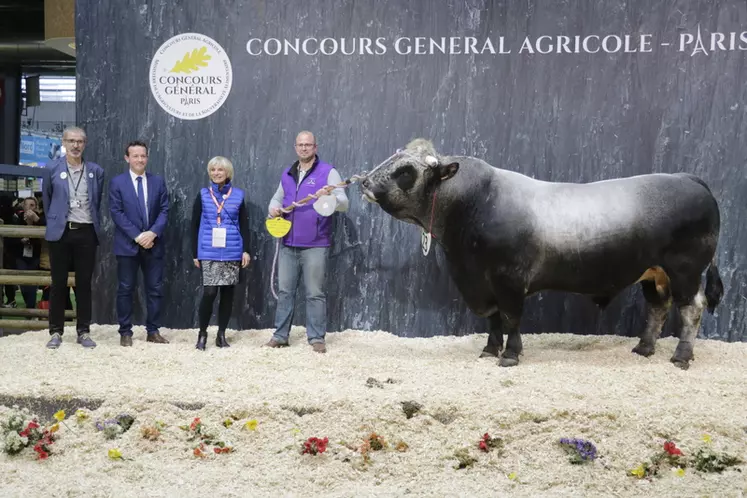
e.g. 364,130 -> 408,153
281,159 -> 334,248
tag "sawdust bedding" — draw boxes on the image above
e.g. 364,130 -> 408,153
0,326 -> 745,497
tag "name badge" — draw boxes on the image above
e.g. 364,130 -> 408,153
70,199 -> 81,208
212,227 -> 227,248
23,244 -> 33,258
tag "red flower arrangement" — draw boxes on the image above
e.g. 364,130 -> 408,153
664,441 -> 683,456
193,443 -> 207,458
32,428 -> 55,460
478,432 -> 504,453
2,415 -> 57,460
301,436 -> 329,455
190,417 -> 202,432
180,418 -> 233,458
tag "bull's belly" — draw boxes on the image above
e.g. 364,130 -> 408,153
528,244 -> 656,296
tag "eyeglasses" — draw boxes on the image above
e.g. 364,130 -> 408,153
63,139 -> 85,145
295,143 -> 316,149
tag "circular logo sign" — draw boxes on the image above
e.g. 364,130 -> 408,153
149,33 -> 232,120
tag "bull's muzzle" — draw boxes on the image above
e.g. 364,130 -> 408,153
359,178 -> 378,204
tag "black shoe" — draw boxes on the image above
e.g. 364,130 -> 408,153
216,330 -> 230,348
120,335 -> 133,347
196,333 -> 207,351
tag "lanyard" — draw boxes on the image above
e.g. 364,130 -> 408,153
67,164 -> 85,198
208,186 -> 232,225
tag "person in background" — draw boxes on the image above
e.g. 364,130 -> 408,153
0,196 -> 17,307
9,197 -> 46,308
191,156 -> 251,351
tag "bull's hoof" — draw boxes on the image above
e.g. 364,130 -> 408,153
479,347 -> 502,359
670,358 -> 691,370
632,342 -> 655,358
671,342 -> 694,369
499,356 -> 519,367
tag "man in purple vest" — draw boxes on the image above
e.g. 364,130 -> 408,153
264,131 -> 348,353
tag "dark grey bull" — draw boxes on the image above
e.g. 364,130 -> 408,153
360,139 -> 723,369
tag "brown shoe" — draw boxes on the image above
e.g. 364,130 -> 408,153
263,339 -> 289,348
120,335 -> 133,347
147,333 -> 169,344
312,343 -> 327,354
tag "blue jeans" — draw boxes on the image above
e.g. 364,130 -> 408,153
272,245 -> 328,345
116,252 -> 164,336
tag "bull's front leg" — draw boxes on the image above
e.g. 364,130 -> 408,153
487,280 -> 525,367
479,313 -> 504,358
498,311 -> 523,367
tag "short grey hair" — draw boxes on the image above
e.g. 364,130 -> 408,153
207,156 -> 234,180
62,126 -> 87,140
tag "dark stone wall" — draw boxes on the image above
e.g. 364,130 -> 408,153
77,0 -> 746,341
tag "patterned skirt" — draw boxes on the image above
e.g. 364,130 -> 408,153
201,260 -> 240,286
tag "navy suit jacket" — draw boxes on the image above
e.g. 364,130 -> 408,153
43,157 -> 105,242
109,171 -> 169,258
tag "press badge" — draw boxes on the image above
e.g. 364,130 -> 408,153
23,245 -> 33,258
70,199 -> 81,208
212,227 -> 227,248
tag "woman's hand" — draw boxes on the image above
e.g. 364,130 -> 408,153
193,259 -> 200,268
241,252 -> 251,268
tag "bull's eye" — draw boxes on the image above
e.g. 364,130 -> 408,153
391,165 -> 417,191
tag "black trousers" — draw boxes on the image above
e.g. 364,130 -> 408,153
49,225 -> 97,335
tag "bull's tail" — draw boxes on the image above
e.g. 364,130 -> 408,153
705,260 -> 723,314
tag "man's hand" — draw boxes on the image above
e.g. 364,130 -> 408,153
314,186 -> 334,197
241,252 -> 251,268
193,259 -> 200,268
136,231 -> 157,249
269,207 -> 283,218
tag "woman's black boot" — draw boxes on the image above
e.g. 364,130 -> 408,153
196,331 -> 208,351
216,330 -> 230,348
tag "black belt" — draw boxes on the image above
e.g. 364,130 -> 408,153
67,221 -> 93,229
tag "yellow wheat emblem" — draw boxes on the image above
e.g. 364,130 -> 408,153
169,47 -> 211,74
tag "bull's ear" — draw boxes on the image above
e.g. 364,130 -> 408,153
436,162 -> 459,181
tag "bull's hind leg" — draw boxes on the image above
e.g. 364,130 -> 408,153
671,289 -> 707,370
632,267 -> 672,357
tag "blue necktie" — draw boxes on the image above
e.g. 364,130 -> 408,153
136,177 -> 148,230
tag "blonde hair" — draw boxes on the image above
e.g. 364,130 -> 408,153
207,156 -> 234,181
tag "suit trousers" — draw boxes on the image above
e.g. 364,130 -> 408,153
49,225 -> 96,335
116,250 -> 164,336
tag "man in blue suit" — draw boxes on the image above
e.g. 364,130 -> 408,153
109,140 -> 170,346
43,126 -> 104,349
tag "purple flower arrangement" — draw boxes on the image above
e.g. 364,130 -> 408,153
95,414 -> 135,440
559,438 -> 597,464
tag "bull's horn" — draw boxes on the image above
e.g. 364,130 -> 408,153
425,155 -> 438,166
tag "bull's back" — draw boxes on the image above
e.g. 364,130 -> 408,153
524,172 -> 719,294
